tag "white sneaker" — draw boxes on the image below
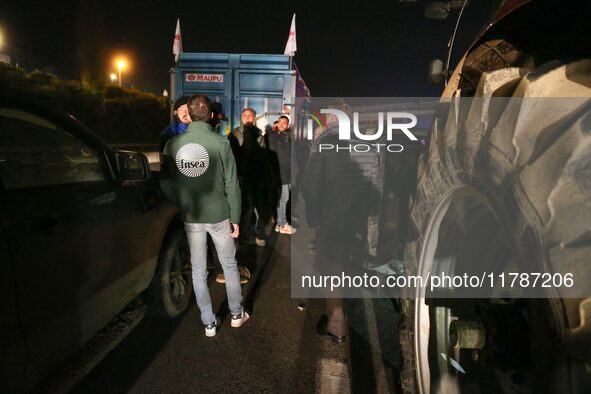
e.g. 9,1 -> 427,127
231,311 -> 250,328
275,224 -> 280,232
278,224 -> 297,235
205,319 -> 218,337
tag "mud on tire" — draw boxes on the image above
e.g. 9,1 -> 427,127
400,60 -> 591,393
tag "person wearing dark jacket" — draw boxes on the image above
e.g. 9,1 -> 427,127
269,115 -> 296,234
160,94 -> 249,337
303,100 -> 382,343
208,102 -> 250,285
228,108 -> 270,246
209,102 -> 228,134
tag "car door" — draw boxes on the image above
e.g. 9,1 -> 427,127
0,98 -> 145,387
0,222 -> 26,392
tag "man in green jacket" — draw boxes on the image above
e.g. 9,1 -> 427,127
160,94 -> 249,337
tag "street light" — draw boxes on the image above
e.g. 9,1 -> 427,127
115,58 -> 127,87
110,73 -> 117,84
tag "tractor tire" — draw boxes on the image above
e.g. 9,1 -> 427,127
400,60 -> 591,394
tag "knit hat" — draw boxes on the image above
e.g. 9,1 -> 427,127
173,96 -> 190,111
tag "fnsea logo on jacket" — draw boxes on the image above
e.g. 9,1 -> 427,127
175,143 -> 210,177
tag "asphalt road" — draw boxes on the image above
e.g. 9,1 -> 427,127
68,221 -> 402,393
69,231 -> 346,393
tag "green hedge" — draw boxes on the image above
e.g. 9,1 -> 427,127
0,64 -> 169,145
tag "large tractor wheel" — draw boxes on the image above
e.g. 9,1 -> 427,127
400,60 -> 591,393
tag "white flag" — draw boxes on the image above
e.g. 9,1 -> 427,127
283,14 -> 297,56
173,18 -> 182,63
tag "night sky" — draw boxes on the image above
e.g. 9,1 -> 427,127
1,0 -> 496,96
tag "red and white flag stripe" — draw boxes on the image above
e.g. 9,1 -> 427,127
173,18 -> 182,63
284,14 -> 297,56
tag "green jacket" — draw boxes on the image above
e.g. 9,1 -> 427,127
159,121 -> 241,224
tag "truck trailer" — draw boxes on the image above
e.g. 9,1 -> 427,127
170,52 -> 309,135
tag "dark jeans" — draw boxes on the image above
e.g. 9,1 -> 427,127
239,176 -> 270,240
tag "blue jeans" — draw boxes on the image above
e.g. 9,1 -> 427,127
185,220 -> 243,325
277,184 -> 291,226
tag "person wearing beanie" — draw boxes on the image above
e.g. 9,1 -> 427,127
159,95 -> 191,152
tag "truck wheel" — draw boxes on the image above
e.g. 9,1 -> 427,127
400,60 -> 591,393
150,226 -> 193,317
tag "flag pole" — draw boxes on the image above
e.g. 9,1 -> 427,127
173,18 -> 182,67
284,13 -> 296,70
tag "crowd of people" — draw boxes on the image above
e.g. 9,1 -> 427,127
159,95 -> 380,345
158,95 -> 295,337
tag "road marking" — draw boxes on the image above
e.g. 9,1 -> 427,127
363,298 -> 390,394
316,357 -> 350,394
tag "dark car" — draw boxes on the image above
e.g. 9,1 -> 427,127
0,91 -> 193,392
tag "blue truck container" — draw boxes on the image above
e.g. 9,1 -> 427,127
170,53 -> 306,135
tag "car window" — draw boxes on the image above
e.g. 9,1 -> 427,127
0,107 -> 108,189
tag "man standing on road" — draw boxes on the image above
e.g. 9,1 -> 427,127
269,115 -> 296,235
208,102 -> 251,285
229,108 -> 270,246
160,94 -> 249,337
304,100 -> 382,343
